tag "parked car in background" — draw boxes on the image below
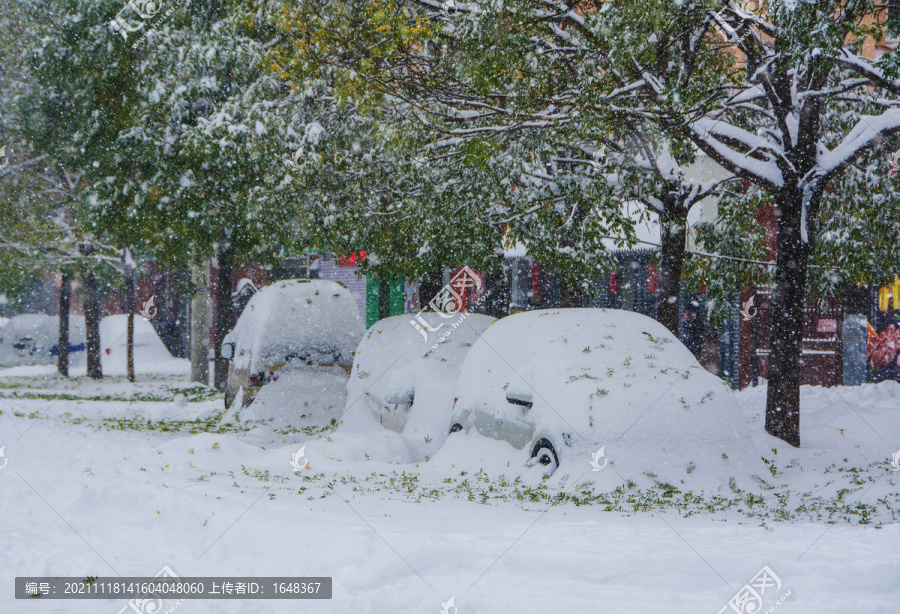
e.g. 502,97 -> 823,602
0,314 -> 86,367
99,315 -> 184,376
449,308 -> 745,476
221,280 -> 364,408
342,313 -> 494,452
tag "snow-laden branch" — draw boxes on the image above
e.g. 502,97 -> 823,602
817,108 -> 900,179
831,48 -> 900,98
685,118 -> 784,189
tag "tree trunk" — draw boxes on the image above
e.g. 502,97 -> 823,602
487,254 -> 511,318
764,188 -> 815,448
657,210 -> 687,338
124,259 -> 136,383
58,270 -> 71,377
418,265 -> 444,309
82,267 -> 103,380
213,243 -> 235,389
190,262 -> 211,384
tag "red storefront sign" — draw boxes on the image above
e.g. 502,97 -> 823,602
338,251 -> 366,266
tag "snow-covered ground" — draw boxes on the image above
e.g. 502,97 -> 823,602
2,356 -> 900,613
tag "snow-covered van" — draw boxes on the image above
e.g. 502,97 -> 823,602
220,279 -> 364,408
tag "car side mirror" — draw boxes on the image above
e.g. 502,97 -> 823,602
505,390 -> 533,410
220,342 -> 235,360
385,388 -> 415,406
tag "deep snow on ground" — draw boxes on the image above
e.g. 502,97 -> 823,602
1,355 -> 900,613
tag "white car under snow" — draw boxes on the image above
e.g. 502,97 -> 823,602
449,308 -> 750,478
343,313 -> 495,455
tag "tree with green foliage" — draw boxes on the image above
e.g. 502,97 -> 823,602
1,0 -> 128,378
268,0 -> 741,335
591,0 -> 900,446
275,0 -> 900,447
18,0 -> 311,385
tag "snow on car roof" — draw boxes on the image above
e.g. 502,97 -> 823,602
226,279 -> 364,369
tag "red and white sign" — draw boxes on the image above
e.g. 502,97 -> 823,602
817,319 -> 837,333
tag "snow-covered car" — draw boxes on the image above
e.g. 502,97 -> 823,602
0,314 -> 86,367
449,308 -> 745,476
221,279 -> 364,408
99,315 -> 183,376
342,313 -> 495,452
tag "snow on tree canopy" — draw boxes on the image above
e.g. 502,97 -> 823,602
226,280 -> 364,373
